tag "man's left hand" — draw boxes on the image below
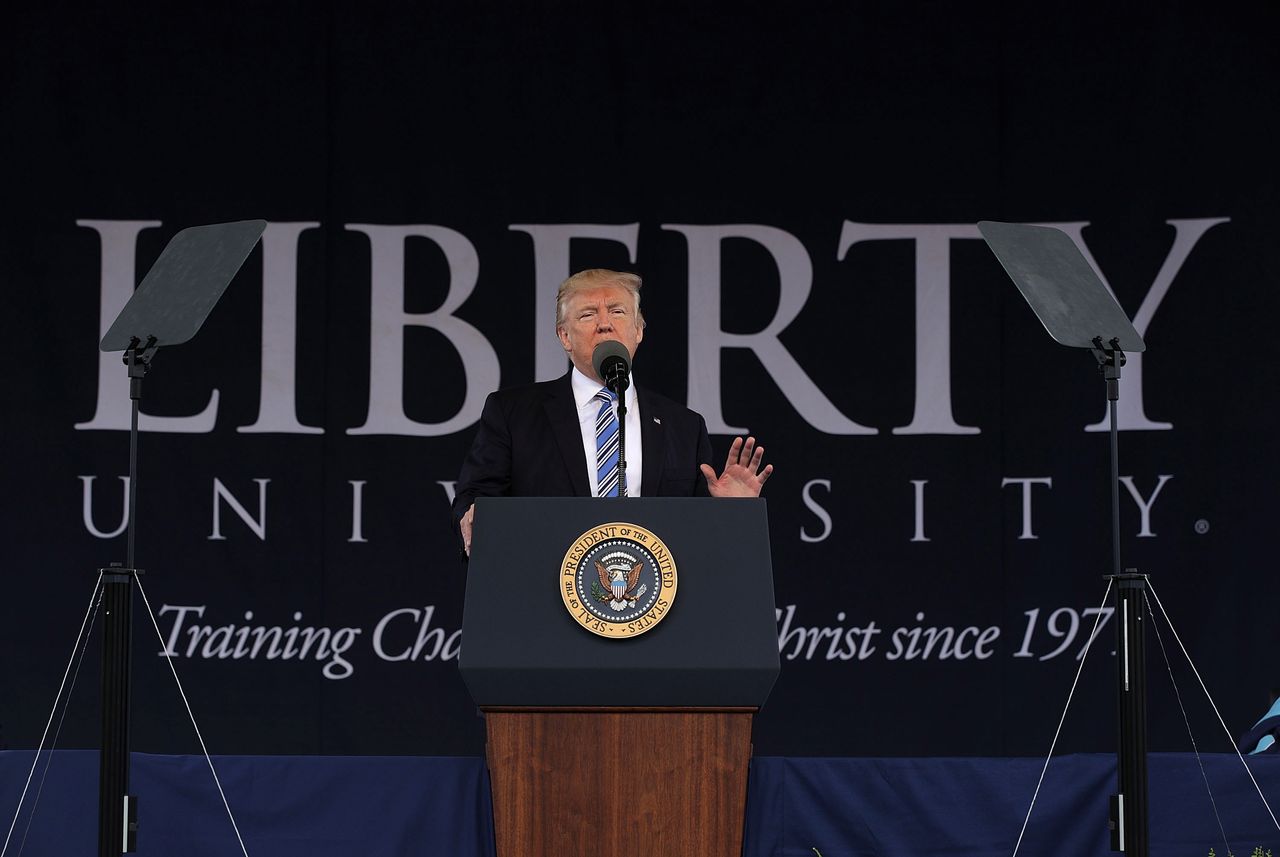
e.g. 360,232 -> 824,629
701,436 -> 773,497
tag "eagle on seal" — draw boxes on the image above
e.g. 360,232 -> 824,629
596,560 -> 646,610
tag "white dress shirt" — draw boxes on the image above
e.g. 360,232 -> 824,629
570,367 -> 643,497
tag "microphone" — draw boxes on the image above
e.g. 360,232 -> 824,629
592,340 -> 631,394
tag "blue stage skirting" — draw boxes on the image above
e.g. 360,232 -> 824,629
2,752 -> 1278,856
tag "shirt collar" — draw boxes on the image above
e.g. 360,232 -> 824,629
570,366 -> 637,410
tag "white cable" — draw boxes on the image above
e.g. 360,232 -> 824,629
1146,579 -> 1280,832
1010,579 -> 1113,857
1143,590 -> 1232,856
2,573 -> 104,857
134,576 -> 251,857
17,582 -> 104,857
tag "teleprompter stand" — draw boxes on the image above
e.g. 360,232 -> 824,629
94,220 -> 265,856
978,221 -> 1151,857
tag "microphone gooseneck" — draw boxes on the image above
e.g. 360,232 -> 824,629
591,340 -> 631,496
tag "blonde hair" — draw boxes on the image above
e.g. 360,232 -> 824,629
555,269 -> 645,330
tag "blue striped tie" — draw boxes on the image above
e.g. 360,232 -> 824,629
594,388 -> 621,497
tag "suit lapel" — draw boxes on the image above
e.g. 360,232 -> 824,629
638,387 -> 663,497
545,373 -> 592,497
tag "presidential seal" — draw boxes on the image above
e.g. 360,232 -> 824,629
560,522 -> 678,638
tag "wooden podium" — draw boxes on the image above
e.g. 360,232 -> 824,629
485,708 -> 753,857
460,498 -> 779,857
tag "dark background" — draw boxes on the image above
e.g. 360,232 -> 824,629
1,2 -> 1277,758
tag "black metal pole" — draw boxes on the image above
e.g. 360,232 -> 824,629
126,351 -> 140,570
1108,397 -> 1121,579
1112,572 -> 1150,856
97,565 -> 136,857
98,344 -> 146,856
615,391 -> 628,497
605,370 -> 629,498
1097,339 -> 1149,857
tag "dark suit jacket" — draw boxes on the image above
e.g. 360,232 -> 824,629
452,372 -> 713,519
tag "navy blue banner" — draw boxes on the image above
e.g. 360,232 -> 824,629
1,3 -> 1277,758
4,751 -> 1279,856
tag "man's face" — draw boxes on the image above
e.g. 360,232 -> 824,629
556,284 -> 644,382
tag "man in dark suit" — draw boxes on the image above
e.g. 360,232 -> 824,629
453,268 -> 772,554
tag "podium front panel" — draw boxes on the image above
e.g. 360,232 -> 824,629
459,497 -> 779,707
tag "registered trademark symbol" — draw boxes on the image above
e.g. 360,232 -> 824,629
1194,519 -> 1210,535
